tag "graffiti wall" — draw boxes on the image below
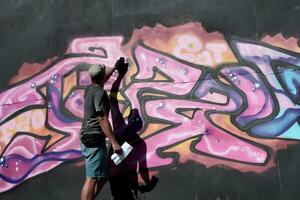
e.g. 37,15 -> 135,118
1,0 -> 300,199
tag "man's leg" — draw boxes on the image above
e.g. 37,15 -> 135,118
81,177 -> 98,200
94,177 -> 107,198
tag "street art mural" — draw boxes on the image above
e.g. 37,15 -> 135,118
0,22 -> 299,192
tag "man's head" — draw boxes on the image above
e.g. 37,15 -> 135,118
88,64 -> 106,84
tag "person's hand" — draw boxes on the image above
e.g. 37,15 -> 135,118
114,57 -> 128,75
118,62 -> 128,75
114,57 -> 125,70
112,142 -> 122,154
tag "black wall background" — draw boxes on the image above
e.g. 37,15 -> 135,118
0,0 -> 300,199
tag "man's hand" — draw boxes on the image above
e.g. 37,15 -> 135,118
114,57 -> 128,75
114,57 -> 125,70
98,115 -> 122,154
112,142 -> 122,154
118,62 -> 128,75
103,57 -> 125,83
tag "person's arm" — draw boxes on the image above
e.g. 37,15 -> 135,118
98,114 -> 122,153
103,57 -> 125,83
103,65 -> 116,83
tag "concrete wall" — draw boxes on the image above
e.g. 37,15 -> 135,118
1,0 -> 300,199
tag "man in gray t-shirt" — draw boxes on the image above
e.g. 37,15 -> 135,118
80,61 -> 123,200
80,84 -> 110,144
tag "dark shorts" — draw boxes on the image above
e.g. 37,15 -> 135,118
80,140 -> 108,178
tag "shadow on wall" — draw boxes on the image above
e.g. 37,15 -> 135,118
109,65 -> 159,200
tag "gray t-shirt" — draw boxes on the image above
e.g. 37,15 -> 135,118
80,84 -> 110,138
